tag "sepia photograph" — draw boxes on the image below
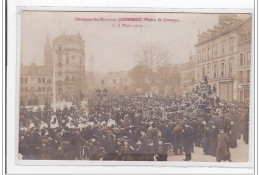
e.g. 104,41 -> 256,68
18,11 -> 252,163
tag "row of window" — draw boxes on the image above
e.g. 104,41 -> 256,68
64,76 -> 83,82
181,71 -> 194,80
20,77 -> 52,84
197,50 -> 250,79
21,87 -> 52,93
198,59 -> 234,79
198,38 -> 234,62
58,54 -> 83,65
198,62 -> 250,83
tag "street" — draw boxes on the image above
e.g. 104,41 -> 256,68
168,139 -> 248,162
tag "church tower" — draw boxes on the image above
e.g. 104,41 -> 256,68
44,34 -> 53,66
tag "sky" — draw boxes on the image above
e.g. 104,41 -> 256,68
21,11 -> 220,73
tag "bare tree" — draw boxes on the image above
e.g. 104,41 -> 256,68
137,43 -> 171,85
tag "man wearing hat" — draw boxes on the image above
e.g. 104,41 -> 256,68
183,124 -> 194,161
173,123 -> 183,155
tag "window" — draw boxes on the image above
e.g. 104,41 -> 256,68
246,70 -> 250,82
213,44 -> 218,58
202,50 -> 205,60
42,87 -> 45,92
240,30 -> 244,41
66,57 -> 69,64
47,79 -> 51,84
58,71 -> 62,76
229,38 -> 234,53
239,71 -> 243,83
207,65 -> 210,76
229,59 -> 233,75
21,87 -> 24,92
214,64 -> 218,78
202,67 -> 205,79
38,78 -> 41,83
42,78 -> 45,83
25,87 -> 28,92
221,41 -> 225,55
221,63 -> 225,77
113,79 -> 117,84
240,53 -> 244,66
207,47 -> 210,59
72,55 -> 75,60
58,46 -> 61,51
38,87 -> 41,92
58,62 -> 62,68
247,51 -> 251,65
24,78 -> 28,83
244,90 -> 249,99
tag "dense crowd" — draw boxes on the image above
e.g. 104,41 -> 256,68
19,82 -> 249,162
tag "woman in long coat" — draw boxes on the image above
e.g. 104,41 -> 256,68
183,125 -> 194,161
216,129 -> 231,162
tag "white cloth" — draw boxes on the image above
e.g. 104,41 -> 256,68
107,119 -> 116,126
20,127 -> 28,131
86,122 -> 94,126
29,122 -> 35,129
50,115 -> 59,128
68,116 -> 73,122
78,122 -> 86,130
40,121 -> 48,129
66,121 -> 75,129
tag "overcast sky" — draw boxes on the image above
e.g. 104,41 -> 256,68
21,11 -> 220,73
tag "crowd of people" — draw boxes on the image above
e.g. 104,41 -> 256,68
19,81 -> 249,162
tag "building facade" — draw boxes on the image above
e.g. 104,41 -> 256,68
103,71 -> 132,93
20,63 -> 53,106
194,14 -> 252,102
53,32 -> 86,99
20,33 -> 87,106
180,54 -> 195,94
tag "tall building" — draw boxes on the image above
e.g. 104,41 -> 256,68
194,14 -> 252,102
237,16 -> 252,103
44,34 -> 53,66
53,32 -> 86,98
